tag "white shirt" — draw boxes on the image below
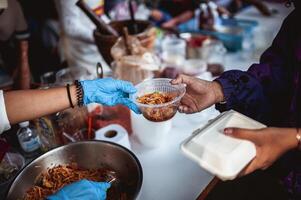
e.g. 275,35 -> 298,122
55,0 -> 111,76
0,90 -> 10,134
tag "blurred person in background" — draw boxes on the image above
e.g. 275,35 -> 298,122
172,0 -> 301,199
147,0 -> 271,29
18,0 -> 61,81
0,0 -> 31,89
217,0 -> 271,16
54,0 -> 111,77
148,0 -> 199,28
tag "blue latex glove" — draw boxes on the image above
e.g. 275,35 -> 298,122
47,179 -> 111,200
80,78 -> 140,114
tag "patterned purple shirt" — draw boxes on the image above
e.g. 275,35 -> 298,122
215,7 -> 301,197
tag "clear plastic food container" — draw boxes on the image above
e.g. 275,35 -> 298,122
131,78 -> 186,122
0,152 -> 25,186
181,110 -> 266,180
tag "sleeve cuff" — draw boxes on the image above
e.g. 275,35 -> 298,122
15,30 -> 30,40
213,70 -> 249,112
214,75 -> 236,104
0,90 -> 11,134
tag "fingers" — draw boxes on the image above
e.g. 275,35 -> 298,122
178,105 -> 196,114
97,182 -> 111,191
238,158 -> 259,177
91,181 -> 111,200
224,128 -> 259,143
115,80 -> 137,94
89,180 -> 111,190
171,74 -> 193,85
117,98 -> 141,114
178,95 -> 199,114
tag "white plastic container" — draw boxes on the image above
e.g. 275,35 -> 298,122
131,111 -> 172,148
181,110 -> 266,180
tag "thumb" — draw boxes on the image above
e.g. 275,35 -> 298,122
91,182 -> 111,200
224,128 -> 258,143
171,74 -> 192,85
115,80 -> 137,94
118,98 -> 141,114
98,182 -> 111,191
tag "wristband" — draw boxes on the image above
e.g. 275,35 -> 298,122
66,84 -> 74,108
74,80 -> 84,107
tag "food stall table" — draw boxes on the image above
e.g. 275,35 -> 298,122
130,3 -> 291,200
131,108 -> 219,200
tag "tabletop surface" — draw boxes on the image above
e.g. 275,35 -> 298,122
130,3 -> 292,200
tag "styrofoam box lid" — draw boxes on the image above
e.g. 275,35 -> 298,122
180,110 -> 266,181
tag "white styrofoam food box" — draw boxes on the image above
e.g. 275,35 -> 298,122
181,110 -> 266,180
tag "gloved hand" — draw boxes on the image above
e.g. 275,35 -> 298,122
80,78 -> 140,114
47,179 -> 111,200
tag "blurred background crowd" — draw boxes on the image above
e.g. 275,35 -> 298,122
0,0 -> 283,91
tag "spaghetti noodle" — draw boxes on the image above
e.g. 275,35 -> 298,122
137,92 -> 177,122
137,92 -> 175,105
24,164 -> 120,200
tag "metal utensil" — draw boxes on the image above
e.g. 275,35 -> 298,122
128,0 -> 138,34
6,141 -> 143,200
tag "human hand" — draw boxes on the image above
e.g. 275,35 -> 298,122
80,78 -> 140,114
47,179 -> 111,200
234,0 -> 271,16
162,19 -> 178,29
151,9 -> 164,21
224,127 -> 298,176
171,74 -> 224,114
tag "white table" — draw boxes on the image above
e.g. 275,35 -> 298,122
130,3 -> 291,200
131,108 -> 219,200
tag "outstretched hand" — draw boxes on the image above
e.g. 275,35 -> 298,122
80,78 -> 141,114
224,127 -> 298,176
171,75 -> 224,114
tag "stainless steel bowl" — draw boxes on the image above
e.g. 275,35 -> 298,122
5,141 -> 143,200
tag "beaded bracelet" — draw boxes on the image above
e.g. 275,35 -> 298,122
74,80 -> 84,107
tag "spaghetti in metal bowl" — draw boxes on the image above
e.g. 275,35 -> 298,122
24,164 -> 125,200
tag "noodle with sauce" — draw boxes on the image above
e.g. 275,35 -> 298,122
136,92 -> 177,122
24,164 -> 124,200
136,92 -> 174,105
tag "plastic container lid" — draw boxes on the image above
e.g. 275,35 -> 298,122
181,110 -> 266,180
19,121 -> 29,128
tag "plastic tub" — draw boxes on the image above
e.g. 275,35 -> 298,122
181,110 -> 266,180
0,152 -> 25,197
131,78 -> 186,122
131,111 -> 172,148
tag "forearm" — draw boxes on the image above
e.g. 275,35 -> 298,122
171,11 -> 194,26
15,40 -> 31,90
4,85 -> 77,125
